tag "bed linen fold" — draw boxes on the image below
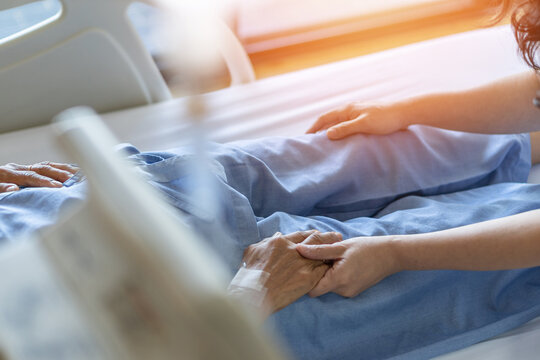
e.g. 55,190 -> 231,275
0,127 -> 538,359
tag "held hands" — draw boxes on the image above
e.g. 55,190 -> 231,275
306,102 -> 407,140
241,230 -> 342,314
0,162 -> 78,193
297,236 -> 400,298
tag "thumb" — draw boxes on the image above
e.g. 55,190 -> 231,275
309,266 -> 339,297
296,243 -> 345,261
326,115 -> 368,139
0,183 -> 19,193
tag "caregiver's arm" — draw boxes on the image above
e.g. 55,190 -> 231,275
0,162 -> 78,193
307,71 -> 540,139
297,209 -> 540,298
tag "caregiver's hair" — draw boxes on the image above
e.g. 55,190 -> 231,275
494,0 -> 540,70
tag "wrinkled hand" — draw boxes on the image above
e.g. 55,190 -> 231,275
296,236 -> 399,298
306,102 -> 406,140
242,230 -> 342,313
0,162 -> 78,193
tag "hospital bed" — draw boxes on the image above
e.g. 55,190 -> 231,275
0,5 -> 540,357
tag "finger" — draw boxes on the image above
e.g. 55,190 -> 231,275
7,163 -> 75,181
10,170 -> 63,188
335,285 -> 364,298
40,161 -> 79,174
0,183 -> 19,193
326,115 -> 368,140
305,111 -> 336,134
29,164 -> 74,182
296,242 -> 346,260
308,267 -> 338,297
10,162 -> 79,176
309,262 -> 330,283
282,230 -> 319,244
301,232 -> 342,245
314,121 -> 343,133
306,109 -> 343,134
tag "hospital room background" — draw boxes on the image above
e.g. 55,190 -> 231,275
0,0 -> 540,359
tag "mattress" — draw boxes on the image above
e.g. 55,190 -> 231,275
0,24 -> 539,357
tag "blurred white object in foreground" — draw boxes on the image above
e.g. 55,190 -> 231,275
157,0 -> 254,88
0,108 -> 286,360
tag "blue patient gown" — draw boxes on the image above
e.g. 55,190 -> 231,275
1,126 -> 540,359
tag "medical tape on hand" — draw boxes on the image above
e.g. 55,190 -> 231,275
227,267 -> 270,308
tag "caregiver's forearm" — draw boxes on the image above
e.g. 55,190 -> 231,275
399,71 -> 540,134
392,209 -> 540,271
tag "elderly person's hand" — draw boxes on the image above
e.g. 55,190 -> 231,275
297,235 -> 399,298
0,162 -> 78,193
235,230 -> 342,315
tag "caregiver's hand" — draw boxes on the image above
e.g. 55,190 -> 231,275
0,162 -> 78,193
241,230 -> 342,314
306,102 -> 407,140
296,236 -> 399,297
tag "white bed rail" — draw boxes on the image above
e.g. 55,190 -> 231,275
0,0 -> 255,133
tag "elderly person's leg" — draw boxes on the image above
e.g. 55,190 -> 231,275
204,127 -> 530,220
262,182 -> 540,360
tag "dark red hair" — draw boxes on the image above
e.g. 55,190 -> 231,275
495,0 -> 540,70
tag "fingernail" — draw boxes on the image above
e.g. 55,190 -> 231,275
6,185 -> 18,192
51,180 -> 63,187
273,232 -> 282,237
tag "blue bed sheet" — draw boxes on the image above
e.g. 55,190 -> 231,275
0,126 -> 539,359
